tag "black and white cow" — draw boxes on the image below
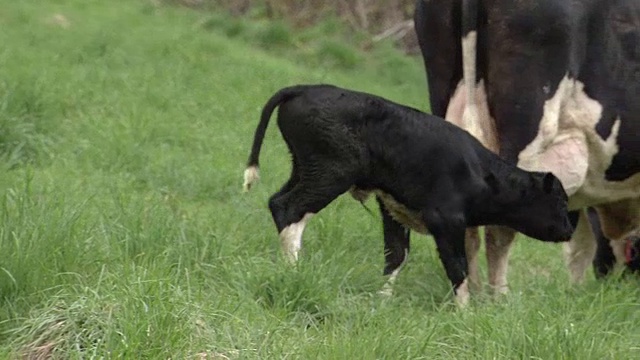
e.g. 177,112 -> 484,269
242,84 -> 574,306
413,0 -> 640,293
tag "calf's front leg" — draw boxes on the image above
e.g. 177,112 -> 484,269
424,209 -> 469,307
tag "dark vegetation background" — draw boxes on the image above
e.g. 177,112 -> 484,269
166,0 -> 421,54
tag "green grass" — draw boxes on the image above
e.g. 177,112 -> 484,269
0,0 -> 639,358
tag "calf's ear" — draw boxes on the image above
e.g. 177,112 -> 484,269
484,172 -> 501,194
542,172 -> 556,193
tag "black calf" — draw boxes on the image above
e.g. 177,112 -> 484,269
243,84 -> 574,305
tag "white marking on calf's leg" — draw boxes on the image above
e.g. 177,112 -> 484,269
242,165 -> 260,192
378,249 -> 408,297
562,209 -> 596,284
279,213 -> 314,264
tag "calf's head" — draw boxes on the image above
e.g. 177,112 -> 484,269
484,170 -> 574,242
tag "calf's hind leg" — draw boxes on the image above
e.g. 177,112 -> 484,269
268,169 -> 353,263
377,197 -> 411,296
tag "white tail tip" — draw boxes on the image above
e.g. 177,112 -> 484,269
243,166 -> 260,192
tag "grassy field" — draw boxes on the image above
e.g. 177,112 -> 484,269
0,0 -> 639,358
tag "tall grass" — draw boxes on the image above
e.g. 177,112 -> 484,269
0,0 -> 639,358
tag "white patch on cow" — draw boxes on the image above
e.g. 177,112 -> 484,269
570,119 -> 640,209
518,75 -> 573,174
279,213 -> 314,263
522,131 -> 590,195
242,165 -> 260,192
514,74 -> 640,208
378,249 -> 409,297
562,209 -> 597,283
445,80 -> 499,153
461,31 -> 484,142
454,278 -> 470,308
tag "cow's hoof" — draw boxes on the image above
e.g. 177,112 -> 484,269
490,285 -> 509,297
454,279 -> 470,308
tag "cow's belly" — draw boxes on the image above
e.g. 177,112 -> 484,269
570,172 -> 640,210
375,190 -> 429,234
348,187 -> 429,234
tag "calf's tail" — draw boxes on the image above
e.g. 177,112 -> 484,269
242,86 -> 305,192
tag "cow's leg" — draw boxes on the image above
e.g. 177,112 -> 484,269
414,0 -> 461,118
562,208 -> 597,283
594,199 -> 640,243
268,170 -> 352,263
485,225 -> 516,295
593,199 -> 640,277
377,197 -> 411,296
465,227 -> 482,293
587,207 -> 617,279
610,240 -> 628,270
423,208 -> 469,307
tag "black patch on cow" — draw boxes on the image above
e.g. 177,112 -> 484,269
580,0 -> 640,181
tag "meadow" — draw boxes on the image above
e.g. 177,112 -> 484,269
0,0 -> 639,358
